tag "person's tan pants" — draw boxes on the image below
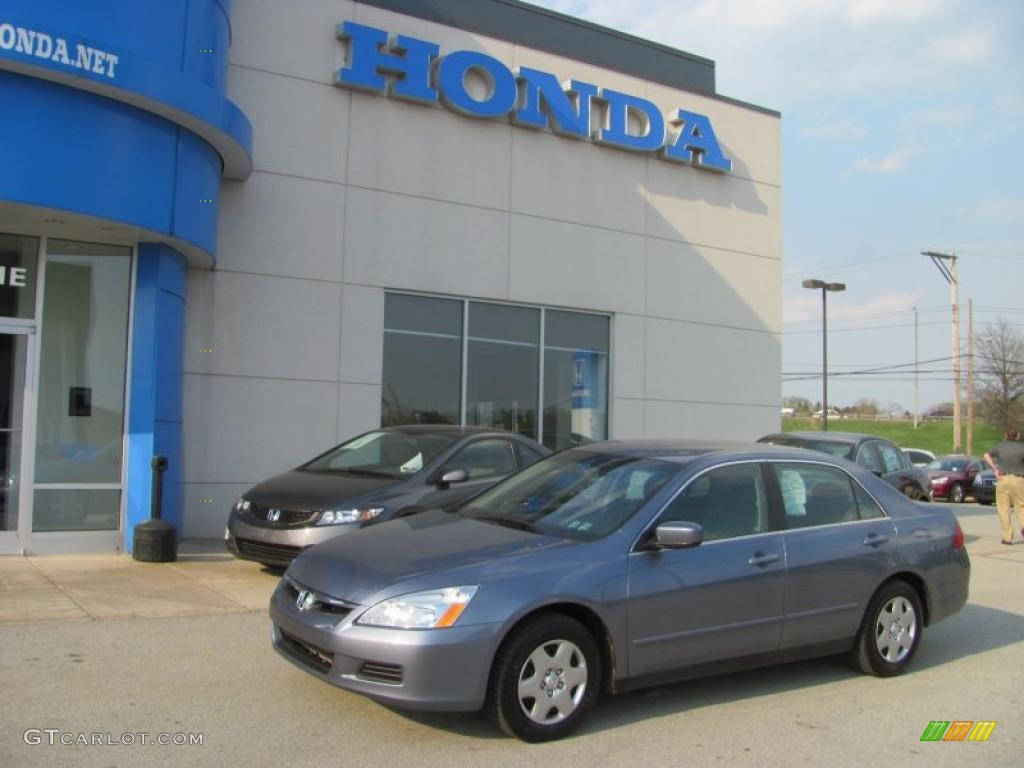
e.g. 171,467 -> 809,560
996,474 -> 1024,542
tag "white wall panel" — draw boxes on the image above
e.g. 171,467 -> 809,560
508,216 -> 645,315
183,374 -> 339,485
228,66 -> 350,184
646,239 -> 780,333
644,318 -> 780,406
344,187 -> 509,298
184,269 -> 341,382
217,172 -> 345,282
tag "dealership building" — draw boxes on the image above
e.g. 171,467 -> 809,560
0,0 -> 781,555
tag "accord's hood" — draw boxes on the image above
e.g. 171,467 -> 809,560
244,469 -> 397,509
286,510 -> 572,604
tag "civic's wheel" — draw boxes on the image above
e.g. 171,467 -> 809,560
950,483 -> 965,503
853,581 -> 922,677
487,614 -> 601,742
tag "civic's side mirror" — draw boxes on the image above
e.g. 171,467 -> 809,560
439,468 -> 469,488
655,522 -> 703,549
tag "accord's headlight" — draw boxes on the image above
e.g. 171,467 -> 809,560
317,508 -> 383,525
358,586 -> 478,629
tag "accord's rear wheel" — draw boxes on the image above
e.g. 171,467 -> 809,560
487,614 -> 601,742
853,580 -> 922,677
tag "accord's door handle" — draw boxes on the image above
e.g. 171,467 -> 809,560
863,533 -> 889,547
748,552 -> 780,566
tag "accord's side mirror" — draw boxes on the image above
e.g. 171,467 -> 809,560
655,522 -> 703,549
439,468 -> 469,488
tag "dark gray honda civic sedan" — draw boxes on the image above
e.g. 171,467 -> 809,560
269,440 -> 970,741
227,425 -> 549,566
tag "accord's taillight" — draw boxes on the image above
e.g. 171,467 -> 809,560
952,520 -> 965,550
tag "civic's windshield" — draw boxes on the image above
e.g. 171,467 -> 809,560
301,430 -> 458,478
461,450 -> 679,541
927,459 -> 969,471
761,437 -> 855,461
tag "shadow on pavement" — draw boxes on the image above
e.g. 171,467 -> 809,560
388,602 -> 1023,740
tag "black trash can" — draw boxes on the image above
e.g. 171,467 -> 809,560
133,455 -> 177,562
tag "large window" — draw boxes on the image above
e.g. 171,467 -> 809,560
33,239 -> 131,531
381,294 -> 609,449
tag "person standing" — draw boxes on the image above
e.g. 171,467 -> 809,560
984,427 -> 1024,545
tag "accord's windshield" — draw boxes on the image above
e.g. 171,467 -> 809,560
461,450 -> 678,541
301,430 -> 458,478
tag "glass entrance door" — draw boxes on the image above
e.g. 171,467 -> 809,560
0,327 -> 33,554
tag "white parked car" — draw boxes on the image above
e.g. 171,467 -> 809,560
780,407 -> 795,417
812,408 -> 841,420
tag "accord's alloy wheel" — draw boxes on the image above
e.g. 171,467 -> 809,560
487,614 -> 601,742
853,580 -> 923,676
516,639 -> 588,725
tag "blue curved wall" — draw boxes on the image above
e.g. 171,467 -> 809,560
0,0 -> 252,260
0,1 -> 253,550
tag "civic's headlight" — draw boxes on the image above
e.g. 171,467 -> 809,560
931,476 -> 948,484
317,508 -> 383,525
358,586 -> 478,629
234,497 -> 251,513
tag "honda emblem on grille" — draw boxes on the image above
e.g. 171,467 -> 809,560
296,589 -> 316,611
267,508 -> 281,522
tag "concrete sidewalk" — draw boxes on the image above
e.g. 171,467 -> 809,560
0,542 -> 280,625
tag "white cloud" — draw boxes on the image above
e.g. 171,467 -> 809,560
801,120 -> 866,140
855,147 -> 919,173
784,290 -> 922,323
927,29 -> 993,60
964,198 -> 1024,221
845,0 -> 940,27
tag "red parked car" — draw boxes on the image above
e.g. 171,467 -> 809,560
926,456 -> 984,503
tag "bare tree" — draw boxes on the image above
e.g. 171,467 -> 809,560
975,319 -> 1024,429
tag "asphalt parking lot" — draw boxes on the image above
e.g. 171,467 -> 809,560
1,504 -> 1020,768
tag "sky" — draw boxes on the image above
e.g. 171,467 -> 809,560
528,0 -> 1024,414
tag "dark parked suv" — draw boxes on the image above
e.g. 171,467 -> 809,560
227,425 -> 550,566
758,431 -> 932,501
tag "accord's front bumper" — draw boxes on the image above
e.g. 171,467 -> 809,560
269,578 -> 503,712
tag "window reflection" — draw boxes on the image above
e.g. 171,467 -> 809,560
543,310 -> 609,450
382,294 -> 462,426
466,303 -> 538,438
380,295 -> 609,451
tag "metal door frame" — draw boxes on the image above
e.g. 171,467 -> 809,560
0,322 -> 36,555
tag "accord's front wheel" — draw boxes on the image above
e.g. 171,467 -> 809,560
486,614 -> 601,742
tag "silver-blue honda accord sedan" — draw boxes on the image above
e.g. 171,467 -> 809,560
269,440 -> 970,741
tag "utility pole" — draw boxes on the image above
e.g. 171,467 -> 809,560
967,299 -> 974,455
922,251 -> 961,452
913,306 -> 919,430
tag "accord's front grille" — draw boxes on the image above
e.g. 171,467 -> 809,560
278,629 -> 334,674
282,577 -> 356,619
357,661 -> 404,685
248,504 -> 318,527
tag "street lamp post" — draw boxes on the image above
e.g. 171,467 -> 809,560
803,279 -> 846,432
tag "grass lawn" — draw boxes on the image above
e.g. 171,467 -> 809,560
780,417 -> 1002,457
